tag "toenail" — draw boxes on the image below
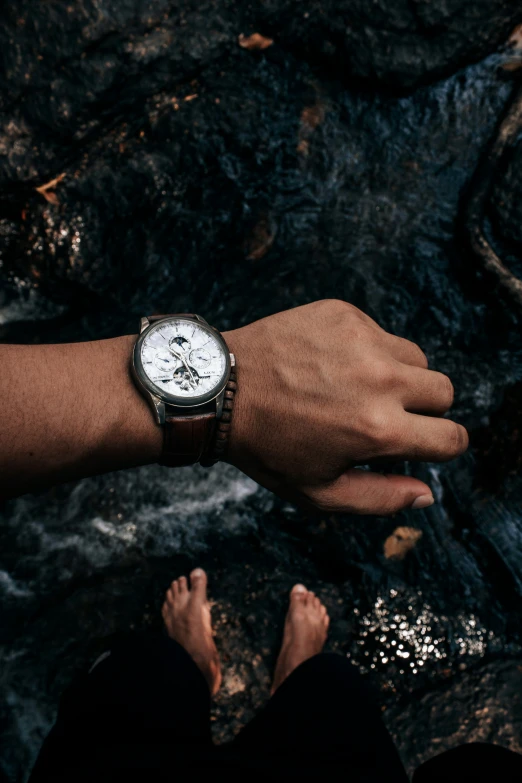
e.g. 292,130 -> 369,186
192,568 -> 204,578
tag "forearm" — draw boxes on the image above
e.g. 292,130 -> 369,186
0,301 -> 467,515
0,336 -> 162,499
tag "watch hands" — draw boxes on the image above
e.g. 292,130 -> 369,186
165,345 -> 198,388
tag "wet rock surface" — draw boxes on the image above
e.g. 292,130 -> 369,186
2,2 -> 522,782
492,137 -> 522,255
252,0 -> 522,90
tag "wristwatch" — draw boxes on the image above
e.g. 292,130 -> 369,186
131,314 -> 236,467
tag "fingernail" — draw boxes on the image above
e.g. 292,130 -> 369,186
411,494 -> 435,510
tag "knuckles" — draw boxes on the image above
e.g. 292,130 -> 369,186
366,358 -> 398,387
355,407 -> 397,452
414,343 -> 429,370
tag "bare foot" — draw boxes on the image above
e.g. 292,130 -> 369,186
271,584 -> 330,695
161,568 -> 222,695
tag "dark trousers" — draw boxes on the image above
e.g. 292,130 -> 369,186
29,633 -> 522,781
29,633 -> 408,781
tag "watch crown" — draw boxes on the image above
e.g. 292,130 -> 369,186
230,353 -> 236,367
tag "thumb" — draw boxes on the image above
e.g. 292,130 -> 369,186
306,469 -> 434,516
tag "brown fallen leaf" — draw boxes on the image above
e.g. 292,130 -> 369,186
503,23 -> 522,71
297,101 -> 325,155
35,172 -> 65,204
384,526 -> 423,560
238,32 -> 274,51
301,104 -> 325,131
244,214 -> 276,261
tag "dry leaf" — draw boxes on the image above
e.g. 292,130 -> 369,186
301,104 -> 325,131
35,172 -> 65,204
503,23 -> 522,71
238,33 -> 274,51
40,191 -> 60,205
297,101 -> 325,154
244,215 -> 276,260
384,526 -> 423,560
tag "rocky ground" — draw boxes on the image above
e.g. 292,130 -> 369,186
2,2 -> 522,781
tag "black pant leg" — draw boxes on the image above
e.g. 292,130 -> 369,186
29,633 -> 212,782
227,652 -> 408,780
413,742 -> 522,782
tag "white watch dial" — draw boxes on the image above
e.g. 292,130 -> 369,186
140,319 -> 227,399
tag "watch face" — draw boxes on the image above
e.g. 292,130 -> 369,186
137,318 -> 229,404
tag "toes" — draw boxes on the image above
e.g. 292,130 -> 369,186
170,579 -> 179,597
290,584 -> 307,602
178,576 -> 188,593
306,591 -> 315,606
190,568 -> 208,601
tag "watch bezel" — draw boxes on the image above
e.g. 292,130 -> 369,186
132,316 -> 231,408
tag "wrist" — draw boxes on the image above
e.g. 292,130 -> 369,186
221,327 -> 264,471
110,335 -> 163,466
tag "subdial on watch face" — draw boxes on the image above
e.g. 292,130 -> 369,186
153,349 -> 178,373
189,347 -> 211,369
173,365 -> 200,392
169,335 -> 191,353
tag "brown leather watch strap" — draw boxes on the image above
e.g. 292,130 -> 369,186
200,368 -> 237,466
160,411 -> 215,467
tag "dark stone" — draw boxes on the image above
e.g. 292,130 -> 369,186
252,0 -> 522,90
2,2 -> 522,782
388,659 -> 522,774
491,138 -> 522,254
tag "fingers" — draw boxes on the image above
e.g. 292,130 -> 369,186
396,364 -> 454,415
305,470 -> 435,515
396,412 -> 469,462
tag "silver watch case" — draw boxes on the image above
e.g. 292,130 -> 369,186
131,315 -> 234,425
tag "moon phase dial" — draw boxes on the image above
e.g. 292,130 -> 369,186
169,335 -> 191,352
173,365 -> 200,391
189,348 -> 211,369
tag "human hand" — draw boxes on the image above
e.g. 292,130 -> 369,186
223,300 -> 468,515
